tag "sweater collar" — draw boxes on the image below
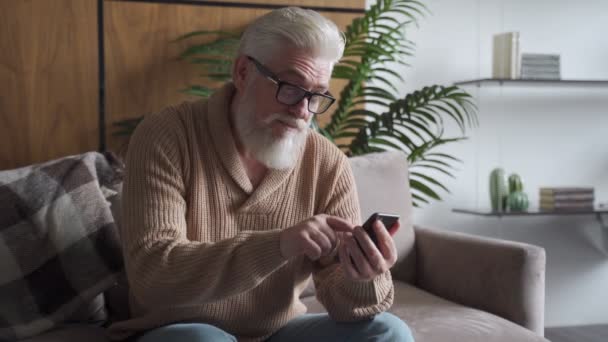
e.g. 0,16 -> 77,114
206,82 -> 304,210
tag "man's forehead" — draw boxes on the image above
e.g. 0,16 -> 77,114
275,64 -> 332,89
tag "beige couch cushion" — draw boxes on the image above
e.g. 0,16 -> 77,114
349,151 -> 415,283
301,281 -> 547,342
390,282 -> 547,342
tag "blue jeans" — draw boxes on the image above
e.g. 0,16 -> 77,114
135,312 -> 414,341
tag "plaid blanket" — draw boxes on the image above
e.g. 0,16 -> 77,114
0,152 -> 124,341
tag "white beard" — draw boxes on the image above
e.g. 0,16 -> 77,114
233,93 -> 309,170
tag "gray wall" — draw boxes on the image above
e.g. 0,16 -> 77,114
366,0 -> 608,327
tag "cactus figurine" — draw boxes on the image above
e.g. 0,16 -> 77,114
489,168 -> 508,212
508,173 -> 524,193
507,173 -> 529,211
507,191 -> 529,211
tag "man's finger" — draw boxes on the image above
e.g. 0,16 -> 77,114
388,220 -> 400,236
326,216 -> 355,233
374,221 -> 397,263
339,241 -> 359,279
346,236 -> 374,278
354,226 -> 385,273
352,226 -> 378,260
309,229 -> 333,254
303,237 -> 323,260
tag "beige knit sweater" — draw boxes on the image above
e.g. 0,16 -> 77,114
108,83 -> 394,341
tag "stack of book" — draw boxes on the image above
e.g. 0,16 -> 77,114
520,53 -> 561,80
492,32 -> 520,79
539,187 -> 595,211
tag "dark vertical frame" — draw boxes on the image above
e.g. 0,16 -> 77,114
98,0 -> 106,151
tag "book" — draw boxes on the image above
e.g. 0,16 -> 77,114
521,73 -> 561,80
522,67 -> 560,73
540,203 -> 594,211
539,187 -> 594,196
521,60 -> 561,67
521,64 -> 559,74
521,53 -> 560,61
520,53 -> 560,79
540,199 -> 594,206
539,186 -> 595,210
540,193 -> 595,202
492,32 -> 520,79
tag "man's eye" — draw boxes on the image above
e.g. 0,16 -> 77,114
283,85 -> 302,96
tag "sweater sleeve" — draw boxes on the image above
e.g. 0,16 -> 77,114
312,154 -> 394,321
120,110 -> 288,309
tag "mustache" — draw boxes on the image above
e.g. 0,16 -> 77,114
263,113 -> 309,130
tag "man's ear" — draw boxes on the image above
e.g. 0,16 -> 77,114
232,55 -> 250,92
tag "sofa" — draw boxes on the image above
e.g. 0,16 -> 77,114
1,151 -> 548,342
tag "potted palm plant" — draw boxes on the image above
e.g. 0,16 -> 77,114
114,0 -> 477,206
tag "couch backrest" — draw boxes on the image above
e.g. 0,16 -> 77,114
349,151 -> 415,283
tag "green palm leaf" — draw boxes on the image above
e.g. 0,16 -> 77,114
180,85 -> 215,97
344,83 -> 476,204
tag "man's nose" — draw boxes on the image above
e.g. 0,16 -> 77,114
287,97 -> 311,121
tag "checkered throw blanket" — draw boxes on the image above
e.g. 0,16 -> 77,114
0,152 -> 124,341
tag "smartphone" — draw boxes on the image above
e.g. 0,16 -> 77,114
361,212 -> 400,247
335,212 -> 400,265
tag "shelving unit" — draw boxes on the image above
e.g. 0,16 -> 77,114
454,78 -> 608,87
452,208 -> 608,231
453,207 -> 608,255
451,78 -> 608,252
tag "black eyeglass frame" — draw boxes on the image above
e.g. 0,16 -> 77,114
246,56 -> 336,115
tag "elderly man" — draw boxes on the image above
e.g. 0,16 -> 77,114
109,6 -> 414,342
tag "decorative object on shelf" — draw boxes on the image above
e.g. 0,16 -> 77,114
520,53 -> 561,80
508,173 -> 524,193
507,173 -> 529,212
539,187 -> 595,211
492,31 -> 520,79
489,167 -> 508,212
113,1 -> 478,207
507,192 -> 530,212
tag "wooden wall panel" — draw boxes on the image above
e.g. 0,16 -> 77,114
200,0 -> 364,8
0,0 -> 98,170
104,0 -> 364,154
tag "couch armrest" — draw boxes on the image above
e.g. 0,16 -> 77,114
412,226 -> 546,336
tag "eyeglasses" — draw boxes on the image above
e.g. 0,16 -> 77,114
247,56 -> 336,115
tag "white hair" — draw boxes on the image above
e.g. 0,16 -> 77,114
237,7 -> 345,65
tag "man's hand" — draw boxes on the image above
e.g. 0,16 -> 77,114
280,215 -> 354,260
338,220 -> 399,282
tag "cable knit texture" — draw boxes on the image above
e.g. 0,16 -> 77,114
107,83 -> 394,341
